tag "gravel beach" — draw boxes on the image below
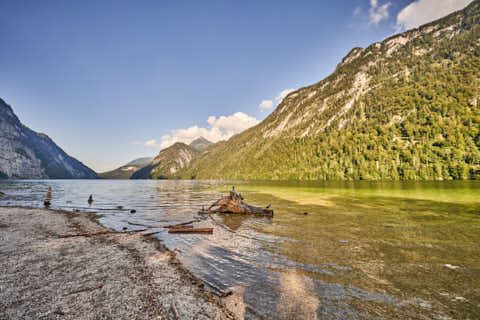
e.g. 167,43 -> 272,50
0,207 -> 234,320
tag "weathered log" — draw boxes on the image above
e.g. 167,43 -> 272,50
163,220 -> 197,228
140,231 -> 162,236
205,187 -> 273,216
167,225 -> 194,229
170,302 -> 180,320
168,228 -> 213,234
57,228 -> 148,238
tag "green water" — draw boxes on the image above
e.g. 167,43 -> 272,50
214,181 -> 480,319
1,180 -> 479,318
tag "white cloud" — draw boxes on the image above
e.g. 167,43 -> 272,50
396,0 -> 471,31
369,0 -> 391,25
146,112 -> 260,149
353,7 -> 362,17
275,89 -> 295,103
259,88 -> 296,111
144,139 -> 159,147
207,112 -> 259,133
259,99 -> 274,110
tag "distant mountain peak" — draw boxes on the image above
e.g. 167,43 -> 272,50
131,142 -> 199,179
125,157 -> 154,167
191,137 -> 210,144
100,157 -> 154,179
189,137 -> 213,152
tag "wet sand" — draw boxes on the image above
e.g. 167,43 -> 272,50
0,207 -> 234,320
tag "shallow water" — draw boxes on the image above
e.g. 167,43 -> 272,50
1,180 -> 479,319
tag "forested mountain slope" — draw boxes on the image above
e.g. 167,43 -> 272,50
131,143 -> 199,179
181,1 -> 480,180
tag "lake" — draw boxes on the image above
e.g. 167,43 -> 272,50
1,180 -> 479,319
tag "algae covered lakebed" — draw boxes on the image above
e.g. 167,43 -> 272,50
214,180 -> 480,319
1,179 -> 479,319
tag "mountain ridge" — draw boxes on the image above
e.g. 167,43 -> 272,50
180,0 -> 480,180
0,98 -> 98,179
131,142 -> 199,179
189,137 -> 213,152
100,157 -> 153,179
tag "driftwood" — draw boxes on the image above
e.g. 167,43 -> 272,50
163,220 -> 198,228
203,187 -> 273,216
168,228 -> 213,234
167,225 -> 194,229
140,231 -> 162,236
57,228 -> 148,238
170,302 -> 180,320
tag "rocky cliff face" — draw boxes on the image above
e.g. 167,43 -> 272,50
0,98 -> 98,179
181,1 -> 480,180
131,143 -> 199,179
100,157 -> 153,179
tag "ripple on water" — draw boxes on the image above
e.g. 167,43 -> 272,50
1,179 -> 478,319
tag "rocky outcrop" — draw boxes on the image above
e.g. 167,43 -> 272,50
0,98 -> 98,179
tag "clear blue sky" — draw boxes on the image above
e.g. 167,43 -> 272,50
0,0 -> 466,171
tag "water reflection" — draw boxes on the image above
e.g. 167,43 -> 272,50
1,179 -> 479,319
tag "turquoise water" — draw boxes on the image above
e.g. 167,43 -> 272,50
1,180 -> 479,319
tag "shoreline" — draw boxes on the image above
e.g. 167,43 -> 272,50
0,206 -> 235,319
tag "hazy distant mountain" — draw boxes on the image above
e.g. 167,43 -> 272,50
180,1 -> 480,180
131,142 -> 199,179
125,157 -> 154,167
0,98 -> 98,179
189,137 -> 213,152
99,157 -> 153,179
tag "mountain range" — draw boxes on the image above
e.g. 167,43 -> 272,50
3,1 -> 480,181
0,98 -> 97,179
179,0 -> 480,181
131,141 -> 204,179
99,157 -> 153,179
